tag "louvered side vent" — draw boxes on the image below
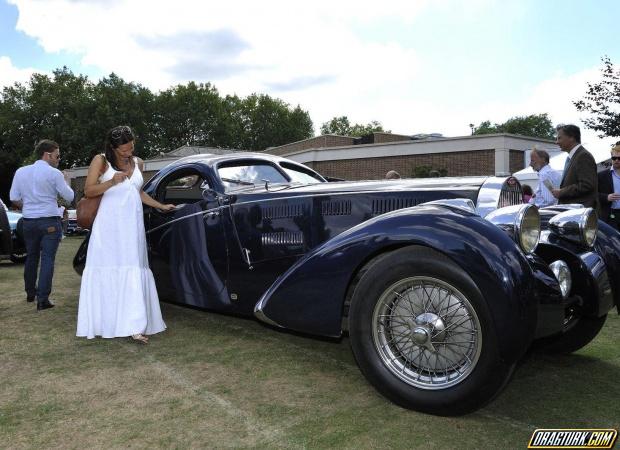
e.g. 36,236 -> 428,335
321,200 -> 352,216
262,204 -> 303,219
262,232 -> 304,246
372,198 -> 420,215
498,183 -> 523,208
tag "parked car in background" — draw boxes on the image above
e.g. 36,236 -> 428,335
74,152 -> 620,415
0,199 -> 27,263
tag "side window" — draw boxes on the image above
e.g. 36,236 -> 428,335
159,171 -> 207,205
279,162 -> 325,183
218,163 -> 288,191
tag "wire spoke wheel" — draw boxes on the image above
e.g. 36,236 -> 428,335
372,276 -> 482,390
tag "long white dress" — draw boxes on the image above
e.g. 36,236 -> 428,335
76,159 -> 166,339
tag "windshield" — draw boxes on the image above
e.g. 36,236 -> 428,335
218,163 -> 288,191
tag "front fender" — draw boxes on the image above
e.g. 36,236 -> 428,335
255,205 -> 539,362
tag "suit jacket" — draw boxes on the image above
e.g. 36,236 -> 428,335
558,145 -> 599,210
598,169 -> 615,222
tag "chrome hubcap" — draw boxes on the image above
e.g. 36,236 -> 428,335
372,276 -> 482,390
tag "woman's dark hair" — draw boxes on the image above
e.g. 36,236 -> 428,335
34,139 -> 59,158
522,184 -> 533,195
104,126 -> 135,170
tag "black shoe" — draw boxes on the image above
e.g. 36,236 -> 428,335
27,295 -> 36,303
37,300 -> 55,311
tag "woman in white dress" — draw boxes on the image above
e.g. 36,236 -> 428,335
76,126 -> 174,343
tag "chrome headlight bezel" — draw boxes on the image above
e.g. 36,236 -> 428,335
549,260 -> 572,299
485,204 -> 541,254
548,208 -> 598,247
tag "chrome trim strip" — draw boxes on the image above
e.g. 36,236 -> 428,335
145,207 -> 221,235
254,296 -> 285,328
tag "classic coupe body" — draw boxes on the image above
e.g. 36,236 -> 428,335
74,152 -> 620,415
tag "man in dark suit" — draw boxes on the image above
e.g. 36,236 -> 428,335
551,124 -> 598,210
598,143 -> 620,229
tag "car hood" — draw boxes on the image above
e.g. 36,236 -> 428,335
230,176 -> 490,199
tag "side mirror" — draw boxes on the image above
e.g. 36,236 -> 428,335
201,188 -> 218,202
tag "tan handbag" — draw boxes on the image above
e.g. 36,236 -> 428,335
76,195 -> 102,229
77,153 -> 107,229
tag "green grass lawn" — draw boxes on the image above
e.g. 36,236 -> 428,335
1,237 -> 619,449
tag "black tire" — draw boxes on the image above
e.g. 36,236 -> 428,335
534,314 -> 607,354
348,246 -> 515,416
10,252 -> 27,264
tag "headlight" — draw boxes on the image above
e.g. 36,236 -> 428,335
548,208 -> 598,247
485,204 -> 541,253
549,260 -> 571,298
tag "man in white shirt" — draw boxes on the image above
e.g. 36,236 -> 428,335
9,140 -> 74,310
529,148 -> 561,207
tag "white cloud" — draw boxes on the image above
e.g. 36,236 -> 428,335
4,0 -> 617,157
0,56 -> 41,87
7,0 -> 427,130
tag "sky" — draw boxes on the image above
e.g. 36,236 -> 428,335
1,0 -> 619,160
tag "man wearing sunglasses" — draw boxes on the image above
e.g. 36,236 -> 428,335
9,139 -> 74,311
598,143 -> 620,230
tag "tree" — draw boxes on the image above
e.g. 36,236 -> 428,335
320,116 -> 387,137
0,67 -> 316,202
574,56 -> 620,138
223,94 -> 313,151
152,82 -> 224,153
473,114 -> 555,140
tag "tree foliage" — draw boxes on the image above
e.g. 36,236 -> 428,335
0,68 -> 315,201
320,116 -> 387,137
473,113 -> 555,140
574,56 -> 620,138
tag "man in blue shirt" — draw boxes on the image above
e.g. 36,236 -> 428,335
598,143 -> 620,230
10,140 -> 75,310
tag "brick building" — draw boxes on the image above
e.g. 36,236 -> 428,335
65,134 -> 559,200
265,133 -> 559,180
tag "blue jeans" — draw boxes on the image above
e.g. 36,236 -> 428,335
22,217 -> 62,303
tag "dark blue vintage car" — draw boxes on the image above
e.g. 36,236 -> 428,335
74,152 -> 620,415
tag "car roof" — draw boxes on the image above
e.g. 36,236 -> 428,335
162,152 -> 292,170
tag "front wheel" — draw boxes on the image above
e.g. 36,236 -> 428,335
349,246 -> 515,416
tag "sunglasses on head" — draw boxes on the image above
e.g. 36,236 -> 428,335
611,156 -> 620,161
111,126 -> 133,140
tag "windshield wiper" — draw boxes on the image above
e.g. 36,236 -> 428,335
221,177 -> 255,186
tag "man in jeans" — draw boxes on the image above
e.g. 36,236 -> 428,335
10,140 -> 74,310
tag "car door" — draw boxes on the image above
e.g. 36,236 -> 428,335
145,166 -> 231,311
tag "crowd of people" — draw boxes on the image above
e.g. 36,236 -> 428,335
7,123 -> 620,345
523,124 -> 620,232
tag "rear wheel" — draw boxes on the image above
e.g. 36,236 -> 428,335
349,246 -> 515,416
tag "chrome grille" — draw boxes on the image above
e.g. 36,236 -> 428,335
498,182 -> 523,208
261,232 -> 304,246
